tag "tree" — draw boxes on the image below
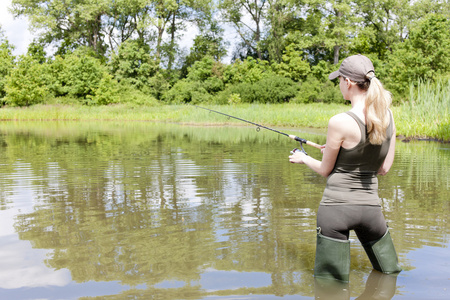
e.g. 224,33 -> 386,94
180,20 -> 228,77
352,0 -> 415,59
105,0 -> 154,51
109,39 -> 160,90
220,0 -> 268,60
387,14 -> 450,96
282,4 -> 329,65
351,0 -> 448,59
10,0 -> 213,68
11,0 -> 109,56
324,0 -> 358,64
27,40 -> 47,63
263,0 -> 296,63
148,0 -> 178,61
279,0 -> 357,65
0,33 -> 16,102
150,0 -> 213,69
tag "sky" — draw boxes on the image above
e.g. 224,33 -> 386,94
0,1 -> 236,61
0,0 -> 201,57
0,0 -> 35,55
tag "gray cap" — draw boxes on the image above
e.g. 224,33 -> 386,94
329,54 -> 375,82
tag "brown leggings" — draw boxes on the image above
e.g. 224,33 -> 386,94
317,205 -> 388,244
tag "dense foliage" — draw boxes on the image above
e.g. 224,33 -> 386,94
0,1 -> 449,107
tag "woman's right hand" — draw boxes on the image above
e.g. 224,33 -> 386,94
289,151 -> 307,164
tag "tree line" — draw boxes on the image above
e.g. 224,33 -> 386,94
1,0 -> 449,107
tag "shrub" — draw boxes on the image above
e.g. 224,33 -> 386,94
115,83 -> 160,107
5,55 -> 50,106
86,73 -> 119,105
273,44 -> 311,81
293,76 -> 321,103
227,93 -> 242,104
225,75 -> 299,103
60,51 -> 108,98
109,40 -> 160,90
47,55 -> 66,97
387,14 -> 450,97
255,75 -> 299,103
203,76 -> 224,94
143,72 -> 170,100
223,57 -> 273,84
162,79 -> 211,104
310,61 -> 335,82
48,48 -> 119,105
319,80 -> 343,103
227,82 -> 255,103
0,40 -> 16,102
293,75 -> 342,104
187,56 -> 220,82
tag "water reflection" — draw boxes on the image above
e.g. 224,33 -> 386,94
314,271 -> 398,300
0,121 -> 449,299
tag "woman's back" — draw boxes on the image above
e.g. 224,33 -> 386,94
321,111 -> 393,206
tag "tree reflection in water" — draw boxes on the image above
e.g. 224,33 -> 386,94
0,121 -> 448,299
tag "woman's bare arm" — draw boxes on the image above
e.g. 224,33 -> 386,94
378,127 -> 396,175
289,114 -> 345,177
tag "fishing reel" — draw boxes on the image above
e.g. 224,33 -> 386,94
290,141 -> 308,155
289,135 -> 310,155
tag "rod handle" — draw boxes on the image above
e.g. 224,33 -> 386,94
288,135 -> 322,150
305,140 -> 323,150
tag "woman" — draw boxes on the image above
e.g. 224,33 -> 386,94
289,54 -> 402,282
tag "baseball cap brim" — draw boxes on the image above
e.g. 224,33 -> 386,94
329,70 -> 340,80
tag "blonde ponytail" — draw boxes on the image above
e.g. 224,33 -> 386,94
364,71 -> 392,145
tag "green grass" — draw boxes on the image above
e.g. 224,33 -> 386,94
0,97 -> 448,141
0,102 -> 345,128
395,79 -> 450,141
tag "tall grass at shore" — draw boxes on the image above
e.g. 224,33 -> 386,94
0,81 -> 449,142
185,103 -> 346,128
0,102 -> 347,128
395,79 -> 450,141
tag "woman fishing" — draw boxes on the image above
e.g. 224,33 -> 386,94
289,54 -> 402,282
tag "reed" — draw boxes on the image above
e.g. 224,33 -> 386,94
395,79 -> 450,141
0,102 -> 346,128
184,103 -> 346,128
0,95 -> 448,141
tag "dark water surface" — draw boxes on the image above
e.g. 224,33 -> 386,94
0,121 -> 448,300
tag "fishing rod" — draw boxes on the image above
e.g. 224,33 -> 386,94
192,105 -> 322,154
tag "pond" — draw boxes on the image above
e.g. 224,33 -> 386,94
0,121 -> 449,300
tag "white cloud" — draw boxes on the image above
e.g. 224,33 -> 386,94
0,207 -> 71,289
0,235 -> 72,289
0,0 -> 35,55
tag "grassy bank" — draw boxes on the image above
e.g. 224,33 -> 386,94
0,101 -> 448,142
0,103 -> 344,126
394,79 -> 450,142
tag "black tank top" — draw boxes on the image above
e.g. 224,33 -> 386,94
321,111 -> 393,205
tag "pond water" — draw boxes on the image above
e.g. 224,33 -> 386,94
0,121 -> 448,300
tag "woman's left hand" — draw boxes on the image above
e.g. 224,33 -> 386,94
289,151 -> 307,164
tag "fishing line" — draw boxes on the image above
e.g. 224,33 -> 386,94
192,105 -> 322,154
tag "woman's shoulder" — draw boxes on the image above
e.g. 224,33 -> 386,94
328,112 -> 362,139
329,112 -> 356,127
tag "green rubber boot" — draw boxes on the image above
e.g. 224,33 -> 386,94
362,229 -> 402,274
314,230 -> 351,282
